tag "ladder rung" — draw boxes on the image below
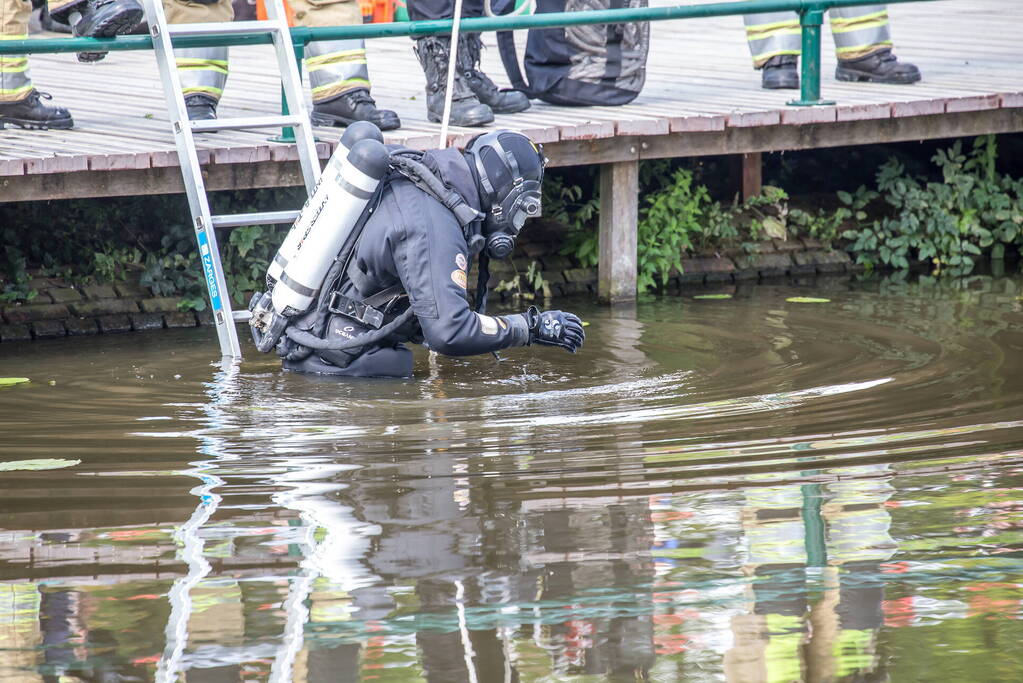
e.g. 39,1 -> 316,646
191,114 -> 304,133
232,310 -> 252,323
212,210 -> 300,228
165,20 -> 282,37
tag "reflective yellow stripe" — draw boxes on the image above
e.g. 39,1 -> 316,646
177,64 -> 229,75
306,57 -> 368,73
311,77 -> 370,97
175,59 -> 229,75
751,48 -> 801,64
0,34 -> 29,40
0,84 -> 33,96
831,17 -> 889,35
0,57 -> 28,67
305,49 -> 366,67
835,39 -> 892,56
0,64 -> 28,73
830,9 -> 888,27
744,17 -> 799,33
181,85 -> 223,96
746,26 -> 801,42
175,58 -> 228,67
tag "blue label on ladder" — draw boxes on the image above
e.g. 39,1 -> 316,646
197,229 -> 223,313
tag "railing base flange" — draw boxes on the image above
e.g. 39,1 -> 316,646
787,99 -> 836,107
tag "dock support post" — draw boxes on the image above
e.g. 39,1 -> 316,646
743,152 -> 762,200
598,160 -> 638,303
732,152 -> 763,200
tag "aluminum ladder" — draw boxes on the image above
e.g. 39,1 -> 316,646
141,0 -> 321,361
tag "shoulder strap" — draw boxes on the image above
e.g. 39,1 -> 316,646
602,0 -> 625,83
497,31 -> 532,95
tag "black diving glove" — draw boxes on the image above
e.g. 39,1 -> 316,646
524,306 -> 585,353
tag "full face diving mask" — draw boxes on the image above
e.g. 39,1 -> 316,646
465,131 -> 546,260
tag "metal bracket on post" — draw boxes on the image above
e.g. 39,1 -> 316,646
788,8 -> 835,107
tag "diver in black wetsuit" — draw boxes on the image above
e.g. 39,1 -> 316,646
276,130 -> 585,378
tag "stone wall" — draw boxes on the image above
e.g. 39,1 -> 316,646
1,236 -> 854,344
0,278 -> 212,343
486,231 -> 855,300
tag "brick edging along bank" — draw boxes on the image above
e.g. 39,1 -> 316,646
0,281 -> 213,343
1,237 -> 853,343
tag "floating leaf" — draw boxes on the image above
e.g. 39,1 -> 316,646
0,458 -> 81,472
693,294 -> 733,300
0,377 -> 30,386
787,297 -> 831,303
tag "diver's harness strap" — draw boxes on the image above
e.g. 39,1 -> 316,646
328,282 -> 404,330
389,152 -> 484,231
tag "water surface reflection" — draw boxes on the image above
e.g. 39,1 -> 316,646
1,273 -> 1022,682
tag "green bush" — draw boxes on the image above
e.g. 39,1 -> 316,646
843,136 -> 1023,273
560,160 -> 820,292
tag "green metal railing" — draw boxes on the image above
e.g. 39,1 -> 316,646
1,0 -> 938,111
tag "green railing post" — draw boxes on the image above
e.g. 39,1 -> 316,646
788,7 -> 834,107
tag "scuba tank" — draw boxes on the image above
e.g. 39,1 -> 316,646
266,121 -> 385,288
249,136 -> 391,353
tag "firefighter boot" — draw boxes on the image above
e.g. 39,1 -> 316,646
312,88 -> 401,131
414,36 -> 493,127
458,33 -> 530,115
184,94 -> 218,121
836,48 -> 921,84
63,0 -> 144,62
0,90 -> 74,130
761,54 -> 798,89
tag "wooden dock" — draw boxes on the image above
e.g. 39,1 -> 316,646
2,0 -> 1021,298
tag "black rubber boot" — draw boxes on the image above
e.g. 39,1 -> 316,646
311,88 -> 401,131
458,33 -> 530,115
62,0 -> 144,63
184,93 -> 218,121
413,36 -> 493,127
836,48 -> 921,84
0,90 -> 73,130
761,54 -> 799,90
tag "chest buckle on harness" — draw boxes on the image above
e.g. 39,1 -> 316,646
328,291 -> 386,329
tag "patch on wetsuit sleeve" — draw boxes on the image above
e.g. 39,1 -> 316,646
455,253 -> 467,271
451,269 -> 467,289
475,313 -> 499,335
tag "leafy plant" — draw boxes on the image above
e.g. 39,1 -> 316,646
842,136 -> 1023,273
542,169 -> 600,232
495,260 -> 551,301
561,164 -> 809,292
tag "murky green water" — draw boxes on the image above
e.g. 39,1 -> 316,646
2,272 -> 1023,682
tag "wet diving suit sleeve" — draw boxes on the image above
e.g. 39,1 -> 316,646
388,183 -> 530,356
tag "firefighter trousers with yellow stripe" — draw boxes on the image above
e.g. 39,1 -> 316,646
0,0 -> 32,103
744,4 -> 892,69
165,0 -> 370,105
